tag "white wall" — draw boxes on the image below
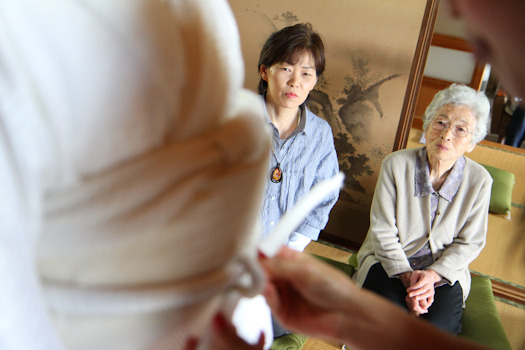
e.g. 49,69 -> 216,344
434,5 -> 467,38
424,5 -> 491,90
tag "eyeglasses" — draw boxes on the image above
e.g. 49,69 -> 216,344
430,118 -> 473,138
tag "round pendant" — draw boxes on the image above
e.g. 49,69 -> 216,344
271,165 -> 282,183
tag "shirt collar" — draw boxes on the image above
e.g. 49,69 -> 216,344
296,104 -> 307,135
262,100 -> 307,137
414,147 -> 465,202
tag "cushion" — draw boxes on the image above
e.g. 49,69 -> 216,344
348,252 -> 358,270
459,275 -> 512,349
313,255 -> 355,277
480,164 -> 515,215
271,333 -> 307,350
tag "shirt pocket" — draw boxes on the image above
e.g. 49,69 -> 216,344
280,168 -> 307,210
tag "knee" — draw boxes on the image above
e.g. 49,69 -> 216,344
362,264 -> 407,308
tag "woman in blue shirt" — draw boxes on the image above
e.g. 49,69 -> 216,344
257,23 -> 339,252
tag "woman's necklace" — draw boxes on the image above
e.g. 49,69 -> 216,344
270,110 -> 301,183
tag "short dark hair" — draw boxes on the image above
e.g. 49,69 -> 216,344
257,23 -> 325,95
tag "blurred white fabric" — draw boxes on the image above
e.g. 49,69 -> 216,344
0,0 -> 272,349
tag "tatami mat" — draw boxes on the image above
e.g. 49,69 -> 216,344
304,241 -> 354,263
495,300 -> 525,349
302,338 -> 342,350
470,205 -> 525,286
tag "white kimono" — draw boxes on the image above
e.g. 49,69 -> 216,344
0,0 -> 272,348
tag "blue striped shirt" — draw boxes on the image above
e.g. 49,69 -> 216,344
261,104 -> 339,241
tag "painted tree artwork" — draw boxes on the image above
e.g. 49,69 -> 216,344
228,0 -> 432,244
308,59 -> 403,202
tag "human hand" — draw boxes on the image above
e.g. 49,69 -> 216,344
259,247 -> 359,342
259,248 -> 487,350
405,270 -> 440,311
184,313 -> 265,350
398,271 -> 413,289
405,294 -> 431,317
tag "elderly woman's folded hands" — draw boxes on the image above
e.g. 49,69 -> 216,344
400,269 -> 442,316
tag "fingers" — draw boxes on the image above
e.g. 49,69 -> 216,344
185,313 -> 265,350
261,274 -> 279,311
409,270 -> 422,286
259,246 -> 356,301
406,271 -> 437,300
407,285 -> 431,298
407,271 -> 429,291
398,272 -> 413,289
419,295 -> 434,310
409,288 -> 434,301
212,313 -> 265,349
259,248 -> 300,312
408,270 -> 441,290
405,295 -> 428,315
259,246 -> 362,337
183,337 -> 199,350
407,305 -> 421,317
405,296 -> 422,316
258,246 -> 301,273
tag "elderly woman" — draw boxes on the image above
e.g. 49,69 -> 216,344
354,83 -> 492,334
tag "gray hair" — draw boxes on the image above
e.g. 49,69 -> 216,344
422,83 -> 491,144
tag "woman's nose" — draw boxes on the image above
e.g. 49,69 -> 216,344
440,126 -> 454,140
288,74 -> 299,87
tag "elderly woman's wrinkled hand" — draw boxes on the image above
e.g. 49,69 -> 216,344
398,271 -> 413,289
405,295 -> 426,317
403,269 -> 442,315
407,270 -> 440,300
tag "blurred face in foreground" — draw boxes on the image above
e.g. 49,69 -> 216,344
445,0 -> 525,98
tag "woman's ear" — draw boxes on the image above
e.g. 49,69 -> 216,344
466,143 -> 476,153
259,65 -> 268,82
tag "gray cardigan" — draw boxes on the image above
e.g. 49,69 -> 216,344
355,147 -> 492,302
